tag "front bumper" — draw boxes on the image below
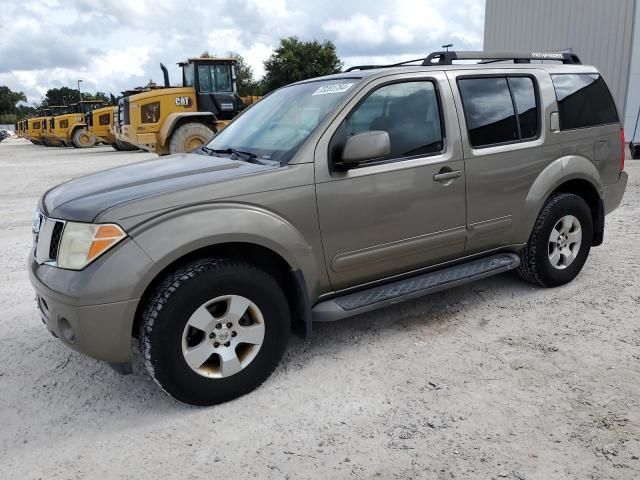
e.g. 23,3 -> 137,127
604,171 -> 628,215
33,283 -> 138,363
116,125 -> 158,153
28,238 -> 159,364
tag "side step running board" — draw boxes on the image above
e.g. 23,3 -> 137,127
312,253 -> 520,322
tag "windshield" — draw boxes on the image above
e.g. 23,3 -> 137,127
198,64 -> 233,92
207,79 -> 358,163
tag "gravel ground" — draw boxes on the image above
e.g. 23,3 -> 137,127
0,137 -> 638,479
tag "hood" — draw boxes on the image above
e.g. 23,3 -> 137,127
42,152 -> 276,222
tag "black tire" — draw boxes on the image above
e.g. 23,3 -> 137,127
168,122 -> 214,155
518,193 -> 593,287
112,139 -> 138,151
140,258 -> 290,406
72,128 -> 96,148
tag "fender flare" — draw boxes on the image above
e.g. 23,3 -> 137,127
129,202 -> 323,301
518,155 -> 604,243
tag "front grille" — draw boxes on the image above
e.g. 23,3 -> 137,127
34,214 -> 66,266
49,221 -> 64,260
117,97 -> 130,127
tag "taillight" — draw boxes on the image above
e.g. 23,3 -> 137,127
620,128 -> 625,171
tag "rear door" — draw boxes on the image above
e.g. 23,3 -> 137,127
447,69 -> 552,253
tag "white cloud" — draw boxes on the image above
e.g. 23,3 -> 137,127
1,0 -> 485,104
324,14 -> 387,46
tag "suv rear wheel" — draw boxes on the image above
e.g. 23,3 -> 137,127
518,193 -> 593,287
140,258 -> 290,406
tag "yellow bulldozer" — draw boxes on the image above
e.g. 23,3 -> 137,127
42,101 -> 105,148
115,57 -> 259,155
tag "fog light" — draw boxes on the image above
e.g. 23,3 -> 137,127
58,317 -> 76,343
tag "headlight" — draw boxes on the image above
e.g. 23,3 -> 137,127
57,222 -> 127,270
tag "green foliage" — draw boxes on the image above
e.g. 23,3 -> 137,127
229,54 -> 260,97
262,37 -> 343,92
0,86 -> 27,115
83,91 -> 109,102
43,87 -> 82,106
16,104 -> 36,119
42,87 -> 108,106
0,113 -> 17,124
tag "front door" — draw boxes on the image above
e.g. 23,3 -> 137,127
315,73 -> 467,290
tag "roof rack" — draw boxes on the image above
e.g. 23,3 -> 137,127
345,50 -> 582,71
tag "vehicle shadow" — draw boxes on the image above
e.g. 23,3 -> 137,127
5,270 -> 538,452
286,270 -> 535,358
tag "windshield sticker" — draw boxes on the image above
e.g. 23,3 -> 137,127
312,83 -> 354,96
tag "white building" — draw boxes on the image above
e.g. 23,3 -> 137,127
484,0 -> 640,141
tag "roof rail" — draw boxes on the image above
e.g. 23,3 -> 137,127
345,50 -> 582,71
423,51 -> 582,65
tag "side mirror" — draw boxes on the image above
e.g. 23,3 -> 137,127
340,130 -> 390,167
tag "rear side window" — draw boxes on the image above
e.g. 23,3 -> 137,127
551,74 -> 618,130
458,76 -> 539,148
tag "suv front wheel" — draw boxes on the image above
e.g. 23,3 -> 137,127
518,193 -> 593,287
140,258 -> 290,406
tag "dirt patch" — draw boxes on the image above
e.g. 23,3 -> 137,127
1,138 -> 639,479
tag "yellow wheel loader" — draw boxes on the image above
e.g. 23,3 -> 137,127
42,105 -> 73,147
25,109 -> 51,145
115,57 -> 259,155
45,101 -> 105,148
86,104 -> 139,151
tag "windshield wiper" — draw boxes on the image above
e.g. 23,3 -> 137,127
205,147 -> 266,164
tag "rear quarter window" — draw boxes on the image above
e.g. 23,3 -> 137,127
551,74 -> 619,130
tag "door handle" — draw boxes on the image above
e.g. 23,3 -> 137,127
433,170 -> 462,182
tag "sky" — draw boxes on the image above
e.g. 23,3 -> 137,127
0,0 -> 485,105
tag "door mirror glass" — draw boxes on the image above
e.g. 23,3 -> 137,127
340,130 -> 390,167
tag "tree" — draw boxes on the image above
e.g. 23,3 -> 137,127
0,86 -> 27,115
229,54 -> 260,96
82,91 -> 109,102
262,37 -> 343,92
43,87 -> 81,106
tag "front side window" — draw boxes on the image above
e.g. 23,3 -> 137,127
198,65 -> 212,92
458,75 -> 539,148
551,74 -> 618,130
212,65 -> 232,91
198,64 -> 234,93
344,81 -> 444,160
208,79 -> 358,164
183,63 -> 195,87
